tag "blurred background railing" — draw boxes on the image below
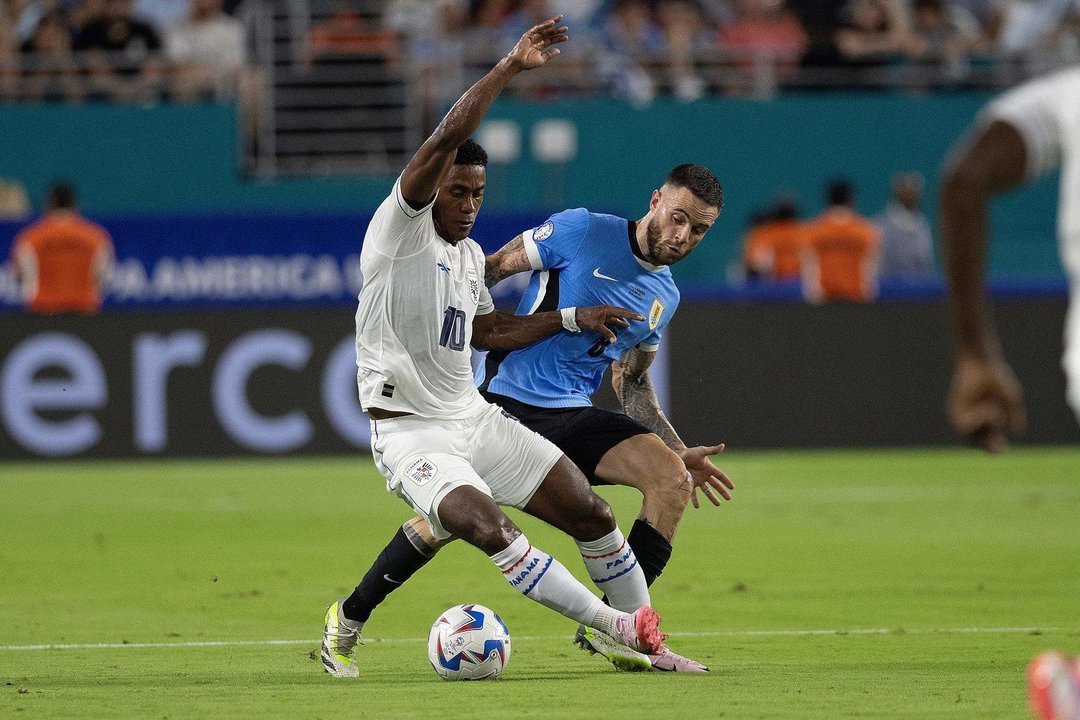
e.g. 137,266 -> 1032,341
2,0 -> 1078,178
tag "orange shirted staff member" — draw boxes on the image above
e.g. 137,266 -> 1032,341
10,183 -> 115,314
801,180 -> 881,302
743,197 -> 804,280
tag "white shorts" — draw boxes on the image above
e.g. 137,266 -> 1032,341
369,401 -> 563,541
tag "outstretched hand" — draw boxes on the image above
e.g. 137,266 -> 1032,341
679,444 -> 735,508
575,305 -> 645,344
948,355 -> 1027,452
506,16 -> 569,72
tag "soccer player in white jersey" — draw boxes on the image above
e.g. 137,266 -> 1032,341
938,66 -> 1080,720
322,15 -> 685,679
940,65 -> 1080,450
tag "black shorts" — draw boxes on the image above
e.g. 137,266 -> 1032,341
481,391 -> 651,485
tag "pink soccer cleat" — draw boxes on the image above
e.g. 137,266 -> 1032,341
1028,652 -> 1080,720
648,643 -> 708,673
649,645 -> 710,673
613,606 -> 666,655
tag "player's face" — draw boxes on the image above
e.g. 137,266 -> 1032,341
644,185 -> 720,265
433,165 -> 486,244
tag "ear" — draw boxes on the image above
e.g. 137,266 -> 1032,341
649,189 -> 661,211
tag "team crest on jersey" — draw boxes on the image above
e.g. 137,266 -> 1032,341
405,457 -> 438,486
467,268 -> 480,303
533,221 -> 554,242
649,298 -> 665,330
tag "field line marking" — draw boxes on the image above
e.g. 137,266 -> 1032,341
0,626 -> 1070,651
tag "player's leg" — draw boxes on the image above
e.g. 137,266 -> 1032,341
532,413 -> 706,673
339,516 -> 450,628
593,432 -> 693,587
434,482 -> 663,655
520,455 -> 651,613
472,404 -> 652,614
345,413 -> 660,664
322,417 -> 462,677
526,402 -> 689,589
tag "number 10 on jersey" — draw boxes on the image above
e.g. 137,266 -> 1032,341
440,306 -> 467,351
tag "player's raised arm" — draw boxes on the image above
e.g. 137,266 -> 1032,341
939,119 -> 1029,451
612,347 -> 734,507
398,17 -> 568,210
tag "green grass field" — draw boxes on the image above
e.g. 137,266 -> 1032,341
2,449 -> 1078,719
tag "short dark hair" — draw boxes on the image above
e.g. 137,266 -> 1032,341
664,164 -> 723,210
454,139 -> 488,167
47,182 -> 77,210
828,180 -> 853,206
913,0 -> 943,11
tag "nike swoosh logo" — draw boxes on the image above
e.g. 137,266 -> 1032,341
592,267 -> 618,282
384,574 -> 403,585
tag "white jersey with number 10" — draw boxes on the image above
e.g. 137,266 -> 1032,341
354,177 -> 494,419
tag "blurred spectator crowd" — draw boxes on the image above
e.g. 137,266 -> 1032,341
4,0 -> 1079,106
385,0 -> 1080,104
0,0 -> 253,102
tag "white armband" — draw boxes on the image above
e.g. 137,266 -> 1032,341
560,307 -> 581,333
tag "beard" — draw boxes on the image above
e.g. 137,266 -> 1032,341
645,216 -> 665,264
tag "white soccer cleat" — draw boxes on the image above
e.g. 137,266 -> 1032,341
321,600 -> 363,678
574,624 -> 651,672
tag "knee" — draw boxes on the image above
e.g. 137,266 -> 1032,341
643,450 -> 692,513
463,513 -> 519,556
571,493 -> 617,541
437,495 -> 518,555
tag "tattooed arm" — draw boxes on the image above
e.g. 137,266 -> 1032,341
484,234 -> 534,287
612,346 -> 684,450
612,346 -> 735,506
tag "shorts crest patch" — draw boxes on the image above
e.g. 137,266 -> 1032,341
533,221 -> 554,242
405,457 -> 438,486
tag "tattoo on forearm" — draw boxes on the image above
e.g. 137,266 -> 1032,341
484,236 -> 531,287
614,350 -> 685,452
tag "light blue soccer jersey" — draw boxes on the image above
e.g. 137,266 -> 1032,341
477,208 -> 680,408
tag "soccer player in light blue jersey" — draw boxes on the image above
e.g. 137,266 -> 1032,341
339,165 -> 733,673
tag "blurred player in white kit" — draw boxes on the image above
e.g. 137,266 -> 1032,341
940,66 -> 1080,450
940,66 -> 1080,720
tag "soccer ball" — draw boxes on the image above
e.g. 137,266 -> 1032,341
427,604 -> 511,681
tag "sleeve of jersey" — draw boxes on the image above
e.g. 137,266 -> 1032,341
521,208 -> 590,271
638,295 -> 679,352
476,282 -> 495,316
982,71 -> 1067,179
365,175 -> 438,258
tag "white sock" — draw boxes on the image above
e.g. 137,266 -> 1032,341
590,604 -> 625,638
577,528 -> 650,612
490,534 -> 604,627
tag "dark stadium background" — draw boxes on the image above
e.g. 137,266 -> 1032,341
1,0 -> 1077,459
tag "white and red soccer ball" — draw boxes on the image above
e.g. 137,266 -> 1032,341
427,604 -> 511,681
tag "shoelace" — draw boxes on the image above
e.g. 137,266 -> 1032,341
327,622 -> 364,654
